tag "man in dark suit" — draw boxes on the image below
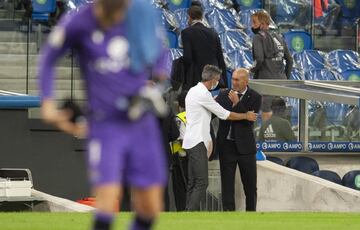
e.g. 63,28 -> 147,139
215,68 -> 262,211
181,4 -> 227,90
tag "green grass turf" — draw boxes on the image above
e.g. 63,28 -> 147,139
0,212 -> 360,230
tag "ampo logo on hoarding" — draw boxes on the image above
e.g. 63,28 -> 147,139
327,142 -> 333,151
282,142 -> 289,150
349,143 -> 354,150
262,142 -> 268,150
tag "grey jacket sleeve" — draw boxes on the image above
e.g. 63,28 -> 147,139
283,41 -> 293,79
250,35 -> 265,77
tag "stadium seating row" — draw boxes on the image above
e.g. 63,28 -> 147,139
267,156 -> 360,191
163,0 -> 360,28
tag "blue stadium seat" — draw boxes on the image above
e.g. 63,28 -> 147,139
290,68 -> 305,80
206,8 -> 243,33
304,69 -> 339,81
343,105 -> 360,134
341,70 -> 360,81
267,156 -> 284,166
199,0 -> 228,13
226,69 -> 233,88
283,30 -> 312,53
326,50 -> 360,73
286,156 -> 319,174
169,48 -> 183,61
336,0 -> 360,20
174,8 -> 189,31
287,97 -> 299,126
293,50 -> 326,71
312,170 -> 342,185
219,29 -> 252,53
167,48 -> 183,73
324,102 -> 347,125
235,0 -> 262,10
227,49 -> 253,70
286,68 -> 303,126
273,0 -> 311,27
32,0 -> 56,21
342,170 -> 360,191
166,30 -> 179,48
157,8 -> 180,30
167,0 -> 191,12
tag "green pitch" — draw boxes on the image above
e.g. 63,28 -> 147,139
0,212 -> 360,230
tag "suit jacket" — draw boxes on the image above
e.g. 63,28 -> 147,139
215,87 -> 262,155
181,23 -> 227,89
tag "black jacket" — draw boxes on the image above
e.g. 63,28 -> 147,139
215,88 -> 262,155
181,23 -> 227,89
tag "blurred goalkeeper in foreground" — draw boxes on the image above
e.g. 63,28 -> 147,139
38,0 -> 169,229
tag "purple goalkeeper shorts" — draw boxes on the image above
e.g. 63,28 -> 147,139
86,114 -> 167,188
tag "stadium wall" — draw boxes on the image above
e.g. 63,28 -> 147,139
0,109 -> 90,201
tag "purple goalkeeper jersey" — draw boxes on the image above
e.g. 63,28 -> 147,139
39,4 -> 168,121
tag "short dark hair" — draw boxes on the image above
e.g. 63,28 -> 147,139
271,97 -> 286,114
187,5 -> 203,20
201,65 -> 222,81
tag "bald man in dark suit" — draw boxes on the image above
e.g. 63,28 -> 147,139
215,68 -> 262,211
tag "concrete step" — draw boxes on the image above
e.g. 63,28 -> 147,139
0,54 -> 75,67
314,35 -> 356,52
7,89 -> 86,101
0,79 -> 85,91
0,9 -> 25,19
0,30 -> 35,42
0,66 -> 81,79
0,18 -> 23,31
0,41 -> 37,54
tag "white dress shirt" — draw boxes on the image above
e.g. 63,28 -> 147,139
182,82 -> 230,150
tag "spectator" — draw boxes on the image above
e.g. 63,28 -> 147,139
170,90 -> 188,211
181,4 -> 227,90
314,0 -> 341,33
258,97 -> 297,142
182,65 -> 257,211
250,10 -> 293,121
160,108 -> 180,211
215,68 -> 262,211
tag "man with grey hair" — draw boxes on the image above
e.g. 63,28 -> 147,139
182,65 -> 257,211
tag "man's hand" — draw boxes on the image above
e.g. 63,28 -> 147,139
245,111 -> 257,122
228,89 -> 240,106
41,99 -> 87,138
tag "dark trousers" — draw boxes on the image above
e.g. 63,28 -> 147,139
171,154 -> 188,211
185,142 -> 208,211
219,140 -> 257,211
